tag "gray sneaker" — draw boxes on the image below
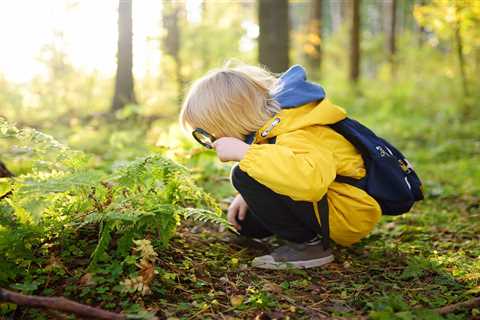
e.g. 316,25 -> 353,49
251,242 -> 334,270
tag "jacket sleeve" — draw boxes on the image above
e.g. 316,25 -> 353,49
238,130 -> 336,202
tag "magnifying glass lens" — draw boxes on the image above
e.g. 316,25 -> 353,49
192,129 -> 215,149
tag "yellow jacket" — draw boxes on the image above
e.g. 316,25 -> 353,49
239,99 -> 381,246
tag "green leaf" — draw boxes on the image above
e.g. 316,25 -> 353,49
0,178 -> 12,198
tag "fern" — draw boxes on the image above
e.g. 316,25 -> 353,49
20,170 -> 105,194
180,207 -> 231,230
0,118 -> 228,274
89,222 -> 113,268
0,117 -> 89,172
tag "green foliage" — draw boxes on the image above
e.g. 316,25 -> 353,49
400,256 -> 439,280
367,291 -> 460,319
0,119 -> 227,287
414,0 -> 480,56
179,2 -> 256,81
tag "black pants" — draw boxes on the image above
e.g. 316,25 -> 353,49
231,165 -> 323,244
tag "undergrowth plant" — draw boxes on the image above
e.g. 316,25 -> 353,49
0,118 -> 228,285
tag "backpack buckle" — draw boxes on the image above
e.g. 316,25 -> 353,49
398,159 -> 413,174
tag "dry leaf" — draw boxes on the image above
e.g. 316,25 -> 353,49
139,261 -> 156,284
230,294 -> 244,307
78,273 -> 95,286
45,256 -> 65,272
262,282 -> 282,294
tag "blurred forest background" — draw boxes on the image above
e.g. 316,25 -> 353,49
1,0 -> 479,319
1,0 -> 479,127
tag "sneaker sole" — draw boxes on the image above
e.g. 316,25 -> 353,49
252,255 -> 334,270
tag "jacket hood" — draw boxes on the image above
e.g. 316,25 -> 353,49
246,65 -> 347,144
272,64 -> 326,108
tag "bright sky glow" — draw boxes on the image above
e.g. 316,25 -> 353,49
0,0 -> 162,83
240,20 -> 259,52
185,0 -> 202,24
0,0 -> 255,83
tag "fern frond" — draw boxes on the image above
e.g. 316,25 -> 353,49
20,170 -> 105,194
0,118 -> 89,171
88,222 -> 113,270
179,207 -> 230,229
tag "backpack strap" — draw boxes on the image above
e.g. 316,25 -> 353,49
267,136 -> 277,144
317,176 -> 366,250
334,175 -> 367,190
318,196 -> 330,250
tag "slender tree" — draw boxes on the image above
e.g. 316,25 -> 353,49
453,3 -> 471,116
305,0 -> 322,75
388,0 -> 397,75
349,0 -> 361,83
162,1 -> 183,104
258,0 -> 289,73
112,0 -> 136,112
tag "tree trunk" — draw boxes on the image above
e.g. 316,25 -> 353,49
162,1 -> 183,105
475,47 -> 480,81
258,0 -> 290,73
112,0 -> 136,112
305,0 -> 322,76
388,0 -> 397,76
330,0 -> 342,33
454,17 -> 470,116
349,0 -> 361,83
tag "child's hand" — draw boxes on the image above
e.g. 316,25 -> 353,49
212,137 -> 250,162
228,194 -> 248,230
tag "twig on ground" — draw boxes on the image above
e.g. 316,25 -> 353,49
44,309 -> 71,320
0,288 -> 157,320
434,296 -> 480,315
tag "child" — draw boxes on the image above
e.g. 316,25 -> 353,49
180,63 -> 382,270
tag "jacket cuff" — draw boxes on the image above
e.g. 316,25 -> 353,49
239,144 -> 262,174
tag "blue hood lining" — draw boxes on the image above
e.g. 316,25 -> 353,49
271,65 -> 326,109
244,65 -> 326,144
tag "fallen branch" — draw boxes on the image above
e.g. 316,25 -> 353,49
0,161 -> 14,177
0,288 -> 156,320
435,296 -> 480,315
0,161 -> 14,200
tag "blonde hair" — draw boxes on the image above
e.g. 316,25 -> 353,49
180,62 -> 281,140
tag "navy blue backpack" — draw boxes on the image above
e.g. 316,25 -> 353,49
315,117 -> 424,249
331,118 -> 424,214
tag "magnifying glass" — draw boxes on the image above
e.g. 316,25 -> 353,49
192,128 -> 216,149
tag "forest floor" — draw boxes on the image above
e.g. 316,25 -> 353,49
4,194 -> 479,320
142,195 -> 480,320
